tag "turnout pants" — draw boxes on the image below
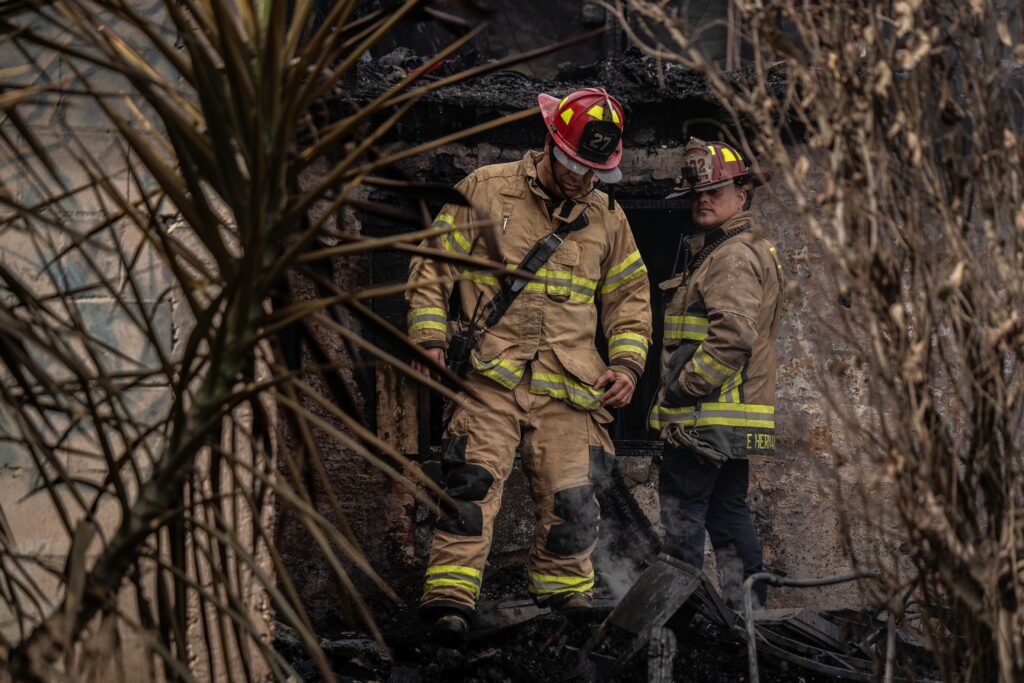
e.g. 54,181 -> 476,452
658,446 -> 767,608
421,372 -> 615,617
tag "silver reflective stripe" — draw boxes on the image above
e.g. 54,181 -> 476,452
602,257 -> 645,291
474,358 -> 524,387
719,370 -> 743,403
571,281 -> 596,298
693,348 -> 732,384
665,324 -> 708,341
610,338 -> 647,351
530,377 -> 602,408
648,403 -> 775,429
409,313 -> 446,325
444,232 -> 469,254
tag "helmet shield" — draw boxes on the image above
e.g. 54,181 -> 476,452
576,119 -> 622,164
553,146 -> 622,184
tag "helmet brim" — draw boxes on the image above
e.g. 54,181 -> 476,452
538,93 -> 561,125
668,170 -> 769,197
553,146 -> 622,184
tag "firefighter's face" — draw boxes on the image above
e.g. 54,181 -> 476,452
551,156 -> 593,198
691,184 -> 747,229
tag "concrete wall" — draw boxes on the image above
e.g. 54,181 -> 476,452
0,3 -> 175,656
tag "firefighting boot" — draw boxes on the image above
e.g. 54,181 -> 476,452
547,592 -> 593,614
429,611 -> 469,649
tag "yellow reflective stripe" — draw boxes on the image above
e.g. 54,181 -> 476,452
537,267 -> 597,302
604,250 -> 641,279
650,414 -> 774,429
432,213 -> 454,228
409,320 -> 447,333
530,372 -> 603,409
461,266 -> 597,303
409,307 -> 446,319
426,564 -> 483,579
528,570 -> 596,595
664,314 -> 709,341
462,270 -> 500,286
535,266 -> 572,296
423,578 -> 481,596
609,332 -> 649,363
601,250 -> 647,294
709,146 -> 717,156
561,108 -> 574,125
720,147 -> 737,163
692,346 -> 734,386
423,564 -> 483,598
528,570 -> 595,584
407,307 -> 447,334
431,212 -> 468,254
719,368 -> 743,403
443,229 -> 471,255
473,356 -> 525,389
648,403 -> 774,429
451,230 -> 471,252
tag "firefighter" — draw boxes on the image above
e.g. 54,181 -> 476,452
406,87 -> 652,647
650,137 -> 784,609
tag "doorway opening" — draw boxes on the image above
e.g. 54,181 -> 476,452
604,198 -> 694,455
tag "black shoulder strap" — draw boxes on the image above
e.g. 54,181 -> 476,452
684,222 -> 750,277
482,201 -> 589,328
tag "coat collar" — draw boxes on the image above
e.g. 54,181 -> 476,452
689,210 -> 755,252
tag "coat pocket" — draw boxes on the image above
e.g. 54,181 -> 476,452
541,345 -> 608,411
541,241 -> 580,302
663,342 -> 700,407
471,334 -> 526,389
553,344 -> 606,387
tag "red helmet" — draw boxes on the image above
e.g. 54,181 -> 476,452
538,87 -> 625,184
670,137 -> 766,196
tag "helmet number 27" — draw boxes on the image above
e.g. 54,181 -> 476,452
585,131 -> 616,154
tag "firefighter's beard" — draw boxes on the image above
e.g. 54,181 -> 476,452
692,187 -> 746,230
541,153 -> 593,199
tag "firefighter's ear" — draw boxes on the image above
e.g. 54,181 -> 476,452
738,188 -> 750,210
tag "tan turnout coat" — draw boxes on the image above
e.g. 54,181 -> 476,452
649,211 -> 785,458
406,151 -> 652,408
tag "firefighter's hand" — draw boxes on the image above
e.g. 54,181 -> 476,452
597,369 -> 635,408
412,347 -> 445,379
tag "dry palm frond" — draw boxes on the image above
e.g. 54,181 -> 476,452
0,1 -> 599,680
